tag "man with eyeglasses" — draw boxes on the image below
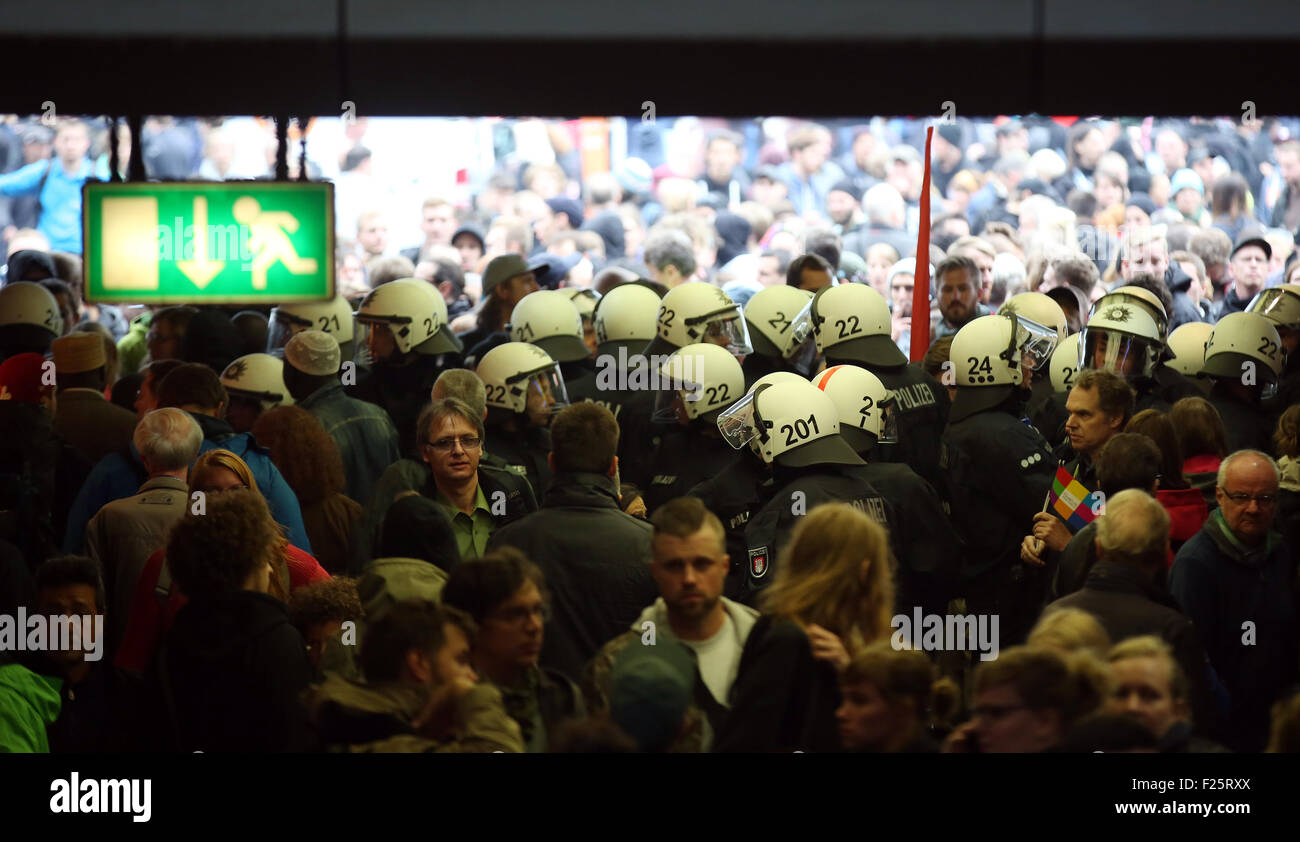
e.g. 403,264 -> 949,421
441,549 -> 585,752
1169,449 -> 1299,751
487,402 -> 656,684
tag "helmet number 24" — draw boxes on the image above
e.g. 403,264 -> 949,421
780,412 -> 821,446
967,356 -> 993,377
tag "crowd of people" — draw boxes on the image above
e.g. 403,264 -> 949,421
3,112 -> 1300,753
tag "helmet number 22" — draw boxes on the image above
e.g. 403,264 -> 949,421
835,315 -> 860,339
780,412 -> 821,446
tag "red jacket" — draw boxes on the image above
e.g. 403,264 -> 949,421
1156,486 -> 1210,561
115,544 -> 328,674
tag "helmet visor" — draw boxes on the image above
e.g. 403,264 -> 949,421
515,365 -> 569,417
1015,315 -> 1059,371
690,307 -> 753,356
1250,288 -> 1300,331
1081,328 -> 1151,378
266,309 -> 312,352
716,390 -> 762,450
877,397 -> 900,445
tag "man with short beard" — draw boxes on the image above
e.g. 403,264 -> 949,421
583,497 -> 759,752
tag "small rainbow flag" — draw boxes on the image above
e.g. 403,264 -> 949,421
1046,465 -> 1100,531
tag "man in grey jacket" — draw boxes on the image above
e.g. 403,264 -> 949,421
84,407 -> 202,652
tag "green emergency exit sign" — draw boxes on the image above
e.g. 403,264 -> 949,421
83,181 -> 334,304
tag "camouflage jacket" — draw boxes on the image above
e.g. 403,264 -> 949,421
582,596 -> 760,753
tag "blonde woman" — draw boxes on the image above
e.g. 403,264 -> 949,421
714,503 -> 895,752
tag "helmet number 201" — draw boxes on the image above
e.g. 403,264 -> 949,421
780,412 -> 821,446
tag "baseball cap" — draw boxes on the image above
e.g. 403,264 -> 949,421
546,197 -> 585,230
828,179 -> 862,203
451,223 -> 485,251
285,329 -> 341,376
482,254 -> 544,298
51,333 -> 105,375
1232,228 -> 1272,260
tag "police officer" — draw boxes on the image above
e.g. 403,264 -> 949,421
1247,282 -> 1300,423
941,312 -> 1059,646
1165,322 -> 1213,392
619,281 -> 752,489
508,289 -> 597,406
800,281 -> 950,495
476,341 -> 568,499
1106,283 -> 1204,406
1000,292 -> 1070,447
717,379 -> 887,606
1202,311 -> 1284,453
350,277 -> 464,458
640,342 -> 746,514
219,352 -> 293,434
590,281 -> 663,421
1043,332 -> 1082,444
559,287 -> 601,357
741,285 -> 816,388
0,281 -> 62,361
812,363 -> 960,618
687,371 -> 805,603
267,294 -> 357,365
1078,290 -> 1172,413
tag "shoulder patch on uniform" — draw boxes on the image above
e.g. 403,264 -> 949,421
749,546 -> 769,579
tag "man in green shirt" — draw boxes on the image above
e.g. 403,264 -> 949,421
418,397 -> 537,560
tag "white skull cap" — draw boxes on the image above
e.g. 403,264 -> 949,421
285,329 -> 341,376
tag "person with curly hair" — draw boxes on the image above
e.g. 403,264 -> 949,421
159,490 -> 316,752
288,576 -> 362,672
253,405 -> 363,575
114,449 -> 329,675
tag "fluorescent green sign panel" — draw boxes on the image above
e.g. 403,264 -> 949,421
84,181 -> 334,304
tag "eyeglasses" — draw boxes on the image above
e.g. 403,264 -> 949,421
1220,490 -> 1277,506
488,603 -> 550,626
425,436 -> 482,453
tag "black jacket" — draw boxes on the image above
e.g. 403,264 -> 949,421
160,590 -> 316,752
743,464 -> 889,605
1165,264 -> 1206,333
641,423 -> 742,516
853,362 -> 951,500
1208,381 -> 1273,454
483,419 -> 553,502
1046,560 -> 1218,734
486,472 -> 656,682
688,455 -> 772,604
347,354 -> 457,459
714,616 -> 842,753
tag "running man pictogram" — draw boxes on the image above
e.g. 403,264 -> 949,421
232,196 -> 319,289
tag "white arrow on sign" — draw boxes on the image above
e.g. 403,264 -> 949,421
176,196 -> 225,289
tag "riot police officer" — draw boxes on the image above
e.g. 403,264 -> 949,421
508,289 -> 598,406
687,371 -> 805,603
741,285 -> 816,388
1202,311 -> 1284,453
798,281 -> 950,495
350,277 -> 464,457
267,294 -> 358,365
716,379 -> 887,606
1247,282 -> 1300,423
1078,289 -> 1172,414
941,312 -> 1059,646
591,281 -> 663,421
1165,321 -> 1213,392
219,352 -> 293,434
0,281 -> 62,361
476,341 -> 568,498
1000,291 -> 1070,447
812,363 -> 960,617
640,342 -> 746,514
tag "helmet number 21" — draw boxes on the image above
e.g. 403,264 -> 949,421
780,412 -> 821,446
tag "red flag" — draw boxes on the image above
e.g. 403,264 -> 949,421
909,126 -> 934,362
